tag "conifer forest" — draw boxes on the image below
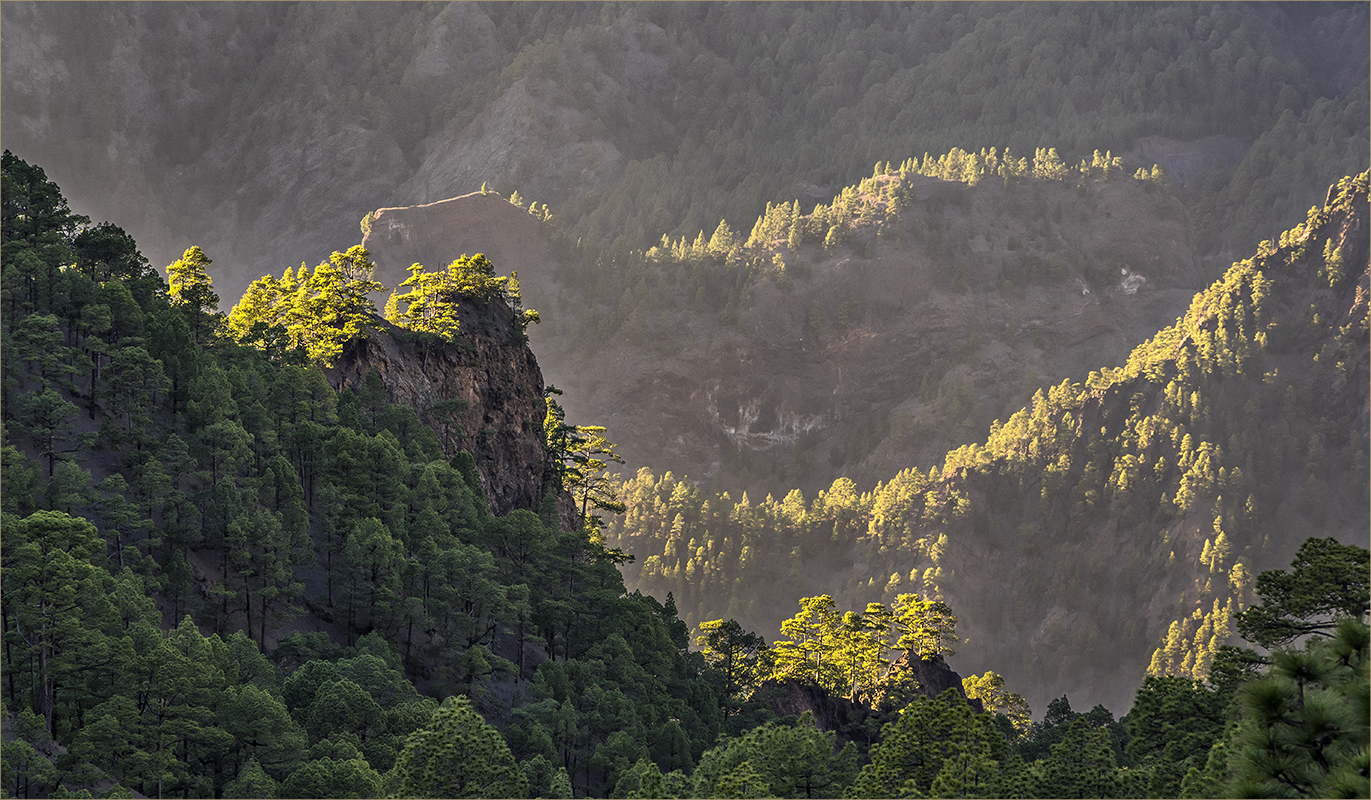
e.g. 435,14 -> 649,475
1,3 -> 1368,798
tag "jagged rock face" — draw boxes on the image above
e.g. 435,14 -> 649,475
756,653 -> 981,731
755,679 -> 863,732
886,652 -> 983,712
352,193 -> 585,527
323,303 -> 549,519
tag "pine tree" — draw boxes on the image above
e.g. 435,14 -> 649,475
393,695 -> 528,798
166,246 -> 219,343
893,593 -> 959,659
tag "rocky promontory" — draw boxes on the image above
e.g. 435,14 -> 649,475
323,299 -> 551,520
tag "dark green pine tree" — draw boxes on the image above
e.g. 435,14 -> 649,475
1235,537 -> 1370,650
1125,676 -> 1226,797
392,694 -> 528,798
1031,717 -> 1127,798
1,150 -> 89,316
226,505 -> 304,647
1228,617 -> 1369,798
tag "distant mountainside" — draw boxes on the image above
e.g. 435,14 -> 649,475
604,172 -> 1370,714
3,2 -> 1366,302
361,157 -> 1210,500
549,165 -> 1215,498
355,166 -> 1368,714
358,191 -> 565,336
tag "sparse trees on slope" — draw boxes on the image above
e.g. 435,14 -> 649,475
544,391 -> 627,534
962,670 -> 1033,739
893,593 -> 959,660
770,594 -> 841,688
226,247 -> 384,365
384,261 -> 462,349
225,268 -> 299,357
298,246 -> 384,365
225,505 -> 305,647
15,387 -> 79,477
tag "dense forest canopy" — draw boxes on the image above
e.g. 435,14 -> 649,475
1,151 -> 727,798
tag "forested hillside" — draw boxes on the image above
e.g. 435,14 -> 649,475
10,0 -> 1366,522
4,2 -> 1370,796
3,2 -> 1366,301
531,146 -> 1207,497
606,171 -> 1371,714
0,153 -> 726,798
3,156 -> 1368,798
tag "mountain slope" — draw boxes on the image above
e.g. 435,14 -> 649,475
3,2 -> 1366,302
359,159 -> 1211,499
604,172 -> 1370,714
554,164 -> 1211,497
0,153 -> 731,799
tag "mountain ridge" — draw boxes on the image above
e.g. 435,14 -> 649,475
603,172 -> 1370,713
359,161 -> 1210,499
4,2 -> 1366,303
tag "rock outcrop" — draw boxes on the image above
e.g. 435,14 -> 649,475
756,652 -> 981,731
323,298 -> 552,520
754,679 -> 863,732
886,652 -> 983,713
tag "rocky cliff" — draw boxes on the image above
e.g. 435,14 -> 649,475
755,653 -> 982,732
322,298 -> 553,520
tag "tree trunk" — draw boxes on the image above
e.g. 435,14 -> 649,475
221,546 -> 229,618
517,614 -> 527,682
88,361 -> 99,419
3,605 -> 17,707
244,585 -> 253,647
37,608 -> 53,737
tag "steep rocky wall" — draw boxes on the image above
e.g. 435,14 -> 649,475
323,301 -> 551,520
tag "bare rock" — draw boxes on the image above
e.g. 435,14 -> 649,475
323,303 -> 552,520
886,652 -> 984,713
753,678 -> 864,732
755,653 -> 982,732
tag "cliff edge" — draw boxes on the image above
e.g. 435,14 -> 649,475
322,296 -> 554,520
